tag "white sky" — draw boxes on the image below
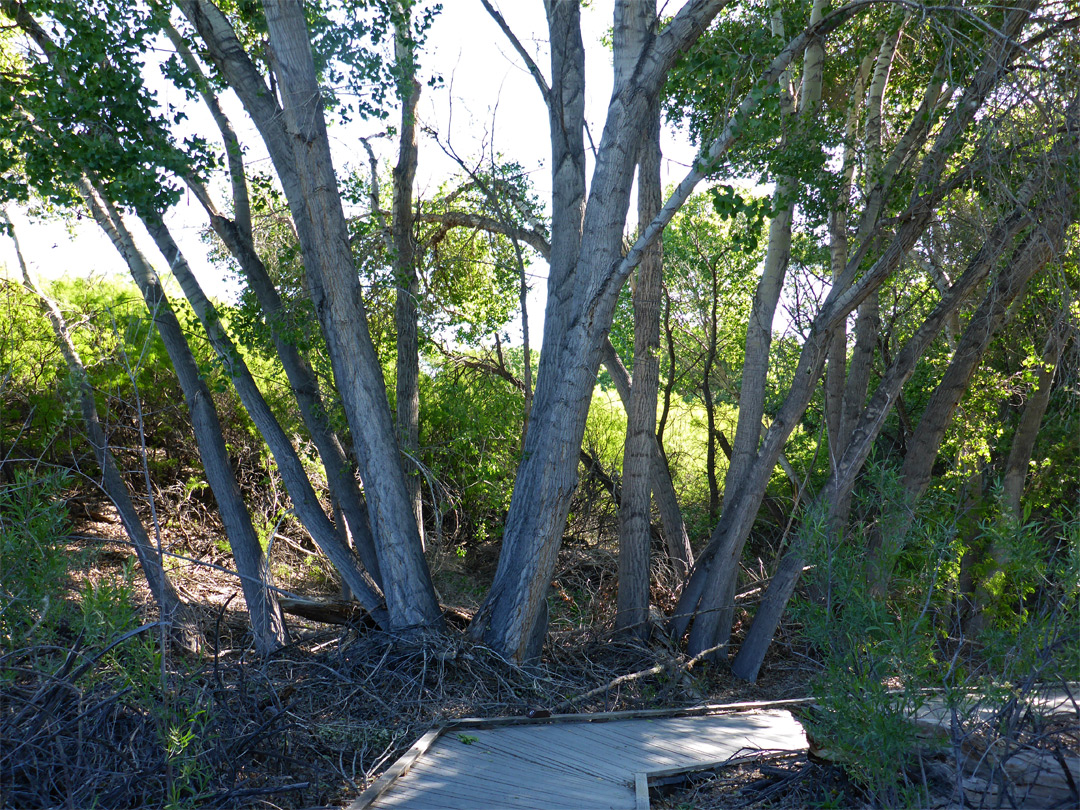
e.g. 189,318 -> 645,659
0,2 -> 702,348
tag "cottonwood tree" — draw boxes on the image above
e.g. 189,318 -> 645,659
615,0 -> 664,637
466,0 -> 839,659
4,0 -> 1074,673
0,2 -> 300,653
732,162 -> 1079,681
670,0 -> 1077,669
159,17 -> 387,591
178,0 -> 449,634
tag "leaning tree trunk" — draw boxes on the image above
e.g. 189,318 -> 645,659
728,183 -> 1056,681
138,211 -> 389,625
704,274 -> 721,521
78,179 -> 287,655
162,18 -> 383,588
180,0 -> 442,632
673,0 -> 1036,659
867,178 -> 1076,593
8,213 -> 192,643
723,0 -> 825,508
259,0 -> 444,632
1000,316 -> 1071,519
187,179 -> 384,588
617,0 -> 662,637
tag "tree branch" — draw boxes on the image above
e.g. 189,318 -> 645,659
479,0 -> 550,105
415,210 -> 550,257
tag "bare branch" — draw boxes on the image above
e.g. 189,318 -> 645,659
479,0 -> 551,105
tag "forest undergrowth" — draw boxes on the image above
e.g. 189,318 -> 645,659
1,478 -> 813,810
3,473 -> 1077,810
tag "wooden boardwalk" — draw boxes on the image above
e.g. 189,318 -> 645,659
348,703 -> 808,810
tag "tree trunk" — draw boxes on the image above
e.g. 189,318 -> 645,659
163,18 -> 383,588
77,179 -> 287,655
1000,317 -> 1070,518
729,181 -> 1065,681
465,0 -> 590,661
704,270 -> 721,521
722,0 -> 820,506
617,0 -> 662,637
139,212 -> 389,624
867,180 -> 1076,592
830,24 -> 902,523
188,183 -> 384,588
392,10 -> 425,547
824,55 -> 870,467
180,0 -> 441,632
8,212 -> 192,644
673,0 -> 1036,658
260,0 -> 443,632
469,0 -> 732,660
602,340 -> 693,578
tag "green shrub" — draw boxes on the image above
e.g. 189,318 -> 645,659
791,466 -> 1079,807
0,471 -> 71,651
420,358 -> 525,547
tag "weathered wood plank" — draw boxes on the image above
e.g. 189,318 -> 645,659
443,697 -> 813,731
353,691 -> 1078,810
354,705 -> 811,810
348,727 -> 443,810
573,713 -> 803,763
406,744 -> 628,799
450,727 -> 632,781
489,725 -> 667,773
635,772 -> 650,810
373,772 -> 627,810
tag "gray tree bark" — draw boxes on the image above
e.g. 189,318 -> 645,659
617,0 -> 662,637
392,8 -> 425,547
162,18 -> 383,588
602,340 -> 693,578
729,180 -> 1061,681
197,0 -> 443,632
673,0 -> 1036,659
8,212 -> 192,644
77,179 -> 287,655
829,21 -> 904,524
825,54 -> 872,466
723,0 -> 824,506
138,212 -> 389,624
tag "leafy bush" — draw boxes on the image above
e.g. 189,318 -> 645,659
792,466 -> 1080,807
0,471 -> 70,651
420,358 -> 526,547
